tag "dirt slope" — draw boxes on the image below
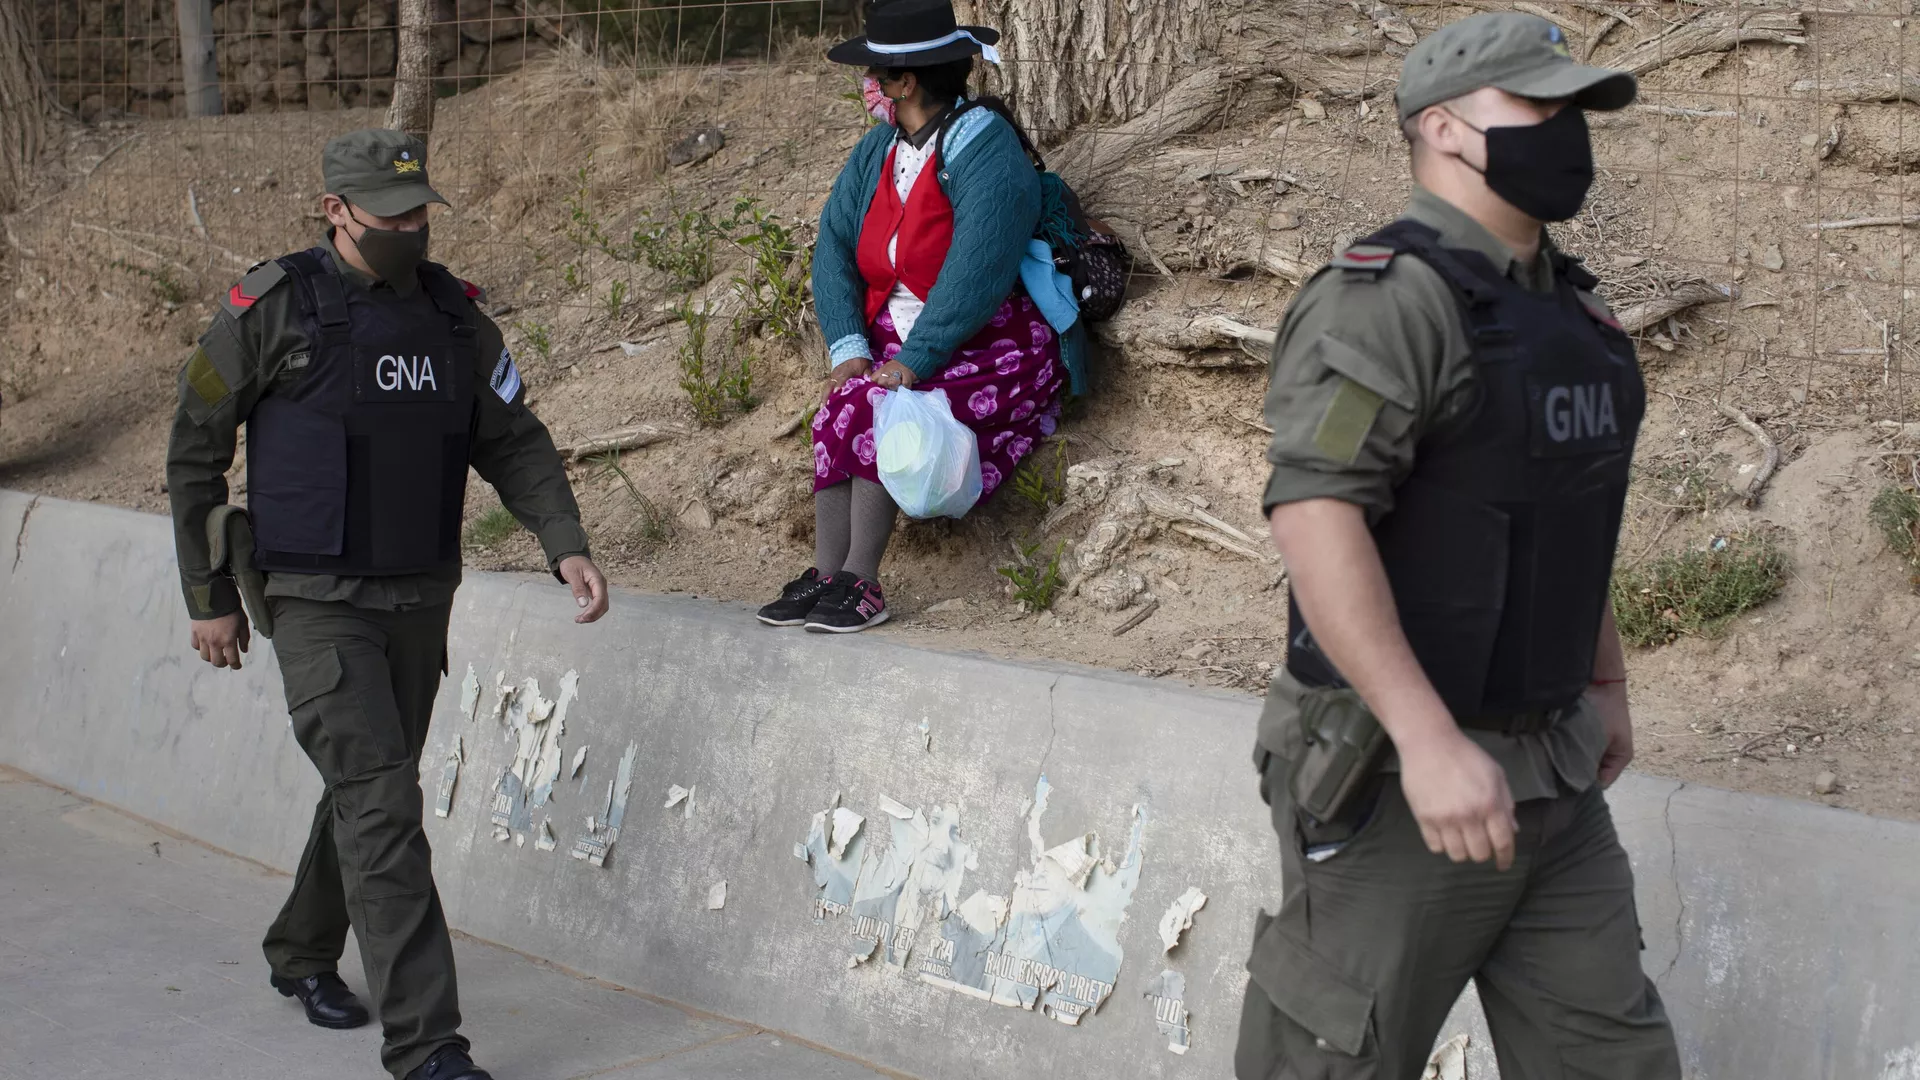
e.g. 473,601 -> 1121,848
4,8 -> 1919,819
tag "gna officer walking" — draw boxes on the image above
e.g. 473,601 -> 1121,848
166,128 -> 610,1080
1238,15 -> 1682,1080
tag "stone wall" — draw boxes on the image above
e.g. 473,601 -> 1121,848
37,0 -> 564,119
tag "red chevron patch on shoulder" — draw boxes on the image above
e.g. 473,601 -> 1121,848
460,278 -> 483,301
228,283 -> 259,308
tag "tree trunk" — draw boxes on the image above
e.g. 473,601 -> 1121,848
954,0 -> 1216,144
385,0 -> 436,137
175,0 -> 222,117
0,0 -> 50,212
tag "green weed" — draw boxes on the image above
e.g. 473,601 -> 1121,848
1611,533 -> 1789,647
724,197 -> 813,344
112,259 -> 188,305
590,450 -> 673,549
1642,460 -> 1730,514
635,205 -> 723,292
1869,485 -> 1920,586
604,279 -> 628,320
462,505 -> 520,549
676,303 -> 755,425
1010,442 -> 1068,512
514,321 -> 553,362
563,263 -> 582,290
998,537 -> 1068,612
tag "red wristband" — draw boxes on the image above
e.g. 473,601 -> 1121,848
1590,677 -> 1627,686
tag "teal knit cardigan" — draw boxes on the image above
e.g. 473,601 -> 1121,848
812,111 -> 1090,395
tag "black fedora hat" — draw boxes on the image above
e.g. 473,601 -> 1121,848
827,0 -> 1001,68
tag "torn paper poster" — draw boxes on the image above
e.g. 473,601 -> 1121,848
957,891 -> 1009,935
433,736 -> 463,819
828,808 -> 864,860
535,820 -> 557,852
1144,970 -> 1191,1055
459,665 -> 481,722
799,778 -> 1146,1029
707,881 -> 728,910
485,670 -> 512,726
1158,886 -> 1208,953
528,670 -> 577,809
570,746 -> 588,778
665,785 -> 691,810
919,775 -> 1146,1025
1423,1033 -> 1469,1080
918,718 -> 931,751
570,741 -> 636,868
490,677 -> 555,832
492,825 -> 510,842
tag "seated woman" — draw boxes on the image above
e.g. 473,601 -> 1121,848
757,0 -> 1089,634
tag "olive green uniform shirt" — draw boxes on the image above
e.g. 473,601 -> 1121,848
1258,188 -> 1612,802
166,231 -> 590,618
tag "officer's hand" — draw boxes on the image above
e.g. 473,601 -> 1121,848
1397,727 -> 1518,871
190,612 -> 250,670
558,555 -> 610,624
827,356 -> 871,391
1591,681 -> 1634,788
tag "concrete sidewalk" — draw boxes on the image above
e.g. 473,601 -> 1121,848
0,768 -> 894,1080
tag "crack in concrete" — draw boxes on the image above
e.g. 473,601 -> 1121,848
1035,674 -> 1063,778
11,496 -> 39,574
1658,781 -> 1688,984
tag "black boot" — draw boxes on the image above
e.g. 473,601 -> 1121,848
406,1045 -> 495,1080
269,971 -> 371,1030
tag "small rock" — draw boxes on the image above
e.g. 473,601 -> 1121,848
668,125 -> 725,168
1180,642 -> 1216,661
1271,212 -> 1299,231
1759,243 -> 1784,272
924,598 -> 969,614
1813,771 -> 1839,795
679,499 -> 714,530
1298,98 -> 1327,121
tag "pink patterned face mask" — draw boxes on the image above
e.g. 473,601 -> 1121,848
861,75 -> 897,126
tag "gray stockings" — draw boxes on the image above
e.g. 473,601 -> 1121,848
814,478 -> 898,581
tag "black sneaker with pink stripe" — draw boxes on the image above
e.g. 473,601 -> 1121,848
804,572 -> 890,633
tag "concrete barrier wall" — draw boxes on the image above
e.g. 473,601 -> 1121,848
2,490 -> 1917,1080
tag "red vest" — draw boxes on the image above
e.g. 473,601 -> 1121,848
855,146 -> 955,325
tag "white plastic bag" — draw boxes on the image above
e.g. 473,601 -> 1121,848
873,387 -> 983,519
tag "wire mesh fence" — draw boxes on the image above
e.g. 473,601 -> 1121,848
12,0 -> 1920,491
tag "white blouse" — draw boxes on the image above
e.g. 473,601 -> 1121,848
884,134 -> 939,344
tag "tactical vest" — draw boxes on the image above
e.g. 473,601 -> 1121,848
1286,220 -> 1646,718
248,248 -> 479,576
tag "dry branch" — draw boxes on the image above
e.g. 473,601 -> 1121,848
1111,598 -> 1160,637
1790,74 -> 1920,106
1599,10 -> 1805,77
1715,402 -> 1778,504
1613,280 -> 1735,335
1051,66 -> 1248,196
557,424 -> 681,462
1804,215 -> 1920,232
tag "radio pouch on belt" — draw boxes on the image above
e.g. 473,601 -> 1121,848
206,505 -> 275,639
1288,687 -> 1390,823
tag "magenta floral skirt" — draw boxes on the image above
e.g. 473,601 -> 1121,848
812,294 -> 1067,502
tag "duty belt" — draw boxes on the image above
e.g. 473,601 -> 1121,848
1455,703 -> 1575,737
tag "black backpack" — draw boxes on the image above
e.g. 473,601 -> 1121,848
935,96 -> 1132,322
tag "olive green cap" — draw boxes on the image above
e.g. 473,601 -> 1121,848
322,128 -> 448,217
1395,12 -> 1637,125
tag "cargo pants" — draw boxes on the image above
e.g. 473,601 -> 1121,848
260,597 -> 465,1080
1236,749 -> 1681,1080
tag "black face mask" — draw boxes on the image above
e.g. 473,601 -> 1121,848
1454,106 -> 1595,223
345,206 -> 429,292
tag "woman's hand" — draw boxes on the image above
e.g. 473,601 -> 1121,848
828,355 -> 872,391
871,360 -> 918,390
